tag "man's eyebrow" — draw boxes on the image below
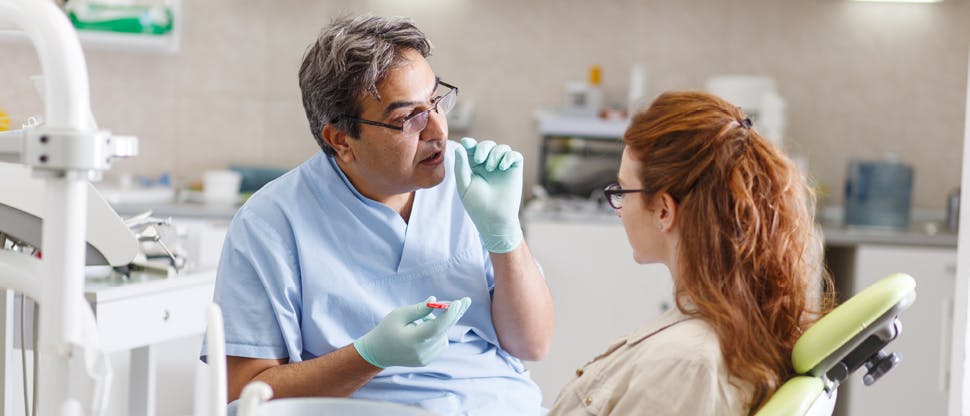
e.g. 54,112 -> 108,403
380,77 -> 440,117
382,100 -> 419,117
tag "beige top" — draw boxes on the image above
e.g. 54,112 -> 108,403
548,308 -> 752,415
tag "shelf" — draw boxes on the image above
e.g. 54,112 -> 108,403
80,28 -> 179,53
0,0 -> 180,54
0,29 -> 177,54
535,111 -> 629,139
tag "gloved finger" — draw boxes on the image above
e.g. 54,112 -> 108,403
499,150 -> 524,171
485,144 -> 511,172
453,146 -> 472,194
473,140 -> 497,165
414,297 -> 471,339
417,335 -> 449,366
457,297 -> 472,316
460,137 -> 477,150
390,296 -> 436,325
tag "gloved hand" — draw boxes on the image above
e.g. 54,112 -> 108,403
353,296 -> 471,368
453,137 -> 524,253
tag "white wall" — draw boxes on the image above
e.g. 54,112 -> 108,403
949,45 -> 970,416
1,0 -> 968,207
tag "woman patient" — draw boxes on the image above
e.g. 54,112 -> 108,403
549,91 -> 835,415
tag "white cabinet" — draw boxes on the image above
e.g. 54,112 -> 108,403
524,218 -> 673,407
85,270 -> 216,353
833,245 -> 957,416
84,271 -> 215,416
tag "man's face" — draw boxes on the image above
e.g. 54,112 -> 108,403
342,48 -> 449,199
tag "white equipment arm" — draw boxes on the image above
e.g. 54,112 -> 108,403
0,1 -> 137,415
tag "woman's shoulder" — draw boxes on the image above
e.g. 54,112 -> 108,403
627,310 -> 726,370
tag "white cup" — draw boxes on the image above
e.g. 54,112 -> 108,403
203,170 -> 242,205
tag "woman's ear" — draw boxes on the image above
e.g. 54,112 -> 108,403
322,123 -> 355,162
656,192 -> 678,232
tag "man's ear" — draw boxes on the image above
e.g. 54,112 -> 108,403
656,192 -> 678,232
322,123 -> 355,163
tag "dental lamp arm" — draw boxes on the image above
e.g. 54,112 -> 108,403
0,1 -> 139,415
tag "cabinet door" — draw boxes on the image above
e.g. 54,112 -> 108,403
523,219 -> 673,407
840,245 -> 956,416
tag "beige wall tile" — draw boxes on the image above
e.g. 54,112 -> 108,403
170,93 -> 266,184
3,0 -> 968,208
263,96 -> 321,169
91,86 -> 178,178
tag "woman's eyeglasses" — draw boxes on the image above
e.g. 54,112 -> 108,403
603,183 -> 649,210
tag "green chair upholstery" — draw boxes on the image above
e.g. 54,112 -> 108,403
756,273 -> 917,416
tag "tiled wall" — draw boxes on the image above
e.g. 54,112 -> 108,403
2,0 -> 968,208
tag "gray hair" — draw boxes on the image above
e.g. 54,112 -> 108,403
299,15 -> 433,155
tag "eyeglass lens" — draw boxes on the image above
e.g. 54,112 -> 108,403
402,87 -> 457,135
605,184 -> 623,209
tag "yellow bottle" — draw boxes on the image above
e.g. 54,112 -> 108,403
0,105 -> 9,131
588,65 -> 602,87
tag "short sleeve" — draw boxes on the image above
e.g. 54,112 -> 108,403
202,209 -> 302,361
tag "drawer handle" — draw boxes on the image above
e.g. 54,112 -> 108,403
162,309 -> 171,322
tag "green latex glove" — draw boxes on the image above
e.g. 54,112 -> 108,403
353,296 -> 471,368
453,137 -> 525,253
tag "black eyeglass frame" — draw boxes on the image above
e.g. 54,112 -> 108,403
337,80 -> 458,135
603,182 -> 650,210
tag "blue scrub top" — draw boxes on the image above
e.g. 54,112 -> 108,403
204,141 -> 542,415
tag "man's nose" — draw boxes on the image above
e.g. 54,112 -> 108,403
420,110 -> 447,141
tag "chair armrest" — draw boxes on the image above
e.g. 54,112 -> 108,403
755,376 -> 825,416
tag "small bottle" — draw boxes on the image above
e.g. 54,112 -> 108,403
586,65 -> 604,117
0,104 -> 9,131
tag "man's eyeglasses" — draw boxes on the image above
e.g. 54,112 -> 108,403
340,80 -> 458,136
603,183 -> 649,210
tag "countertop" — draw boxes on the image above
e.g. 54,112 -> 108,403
523,199 -> 958,249
820,224 -> 956,248
111,201 -> 240,220
111,198 -> 959,249
85,268 -> 216,303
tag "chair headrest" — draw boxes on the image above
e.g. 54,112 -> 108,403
792,273 -> 916,375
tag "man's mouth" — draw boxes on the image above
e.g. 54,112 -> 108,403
420,151 -> 443,165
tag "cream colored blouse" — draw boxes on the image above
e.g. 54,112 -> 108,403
548,308 -> 752,415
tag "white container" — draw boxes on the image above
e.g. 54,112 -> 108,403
562,81 -> 602,117
202,170 -> 241,205
627,63 -> 649,115
705,75 -> 786,147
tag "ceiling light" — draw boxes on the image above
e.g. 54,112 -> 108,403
852,0 -> 942,3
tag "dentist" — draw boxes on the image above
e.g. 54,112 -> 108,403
204,15 -> 553,415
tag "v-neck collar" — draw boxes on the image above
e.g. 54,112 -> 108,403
325,155 -> 430,273
396,187 -> 428,272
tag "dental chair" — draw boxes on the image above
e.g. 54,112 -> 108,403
755,273 -> 916,416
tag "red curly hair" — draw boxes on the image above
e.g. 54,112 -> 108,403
623,91 -> 836,413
